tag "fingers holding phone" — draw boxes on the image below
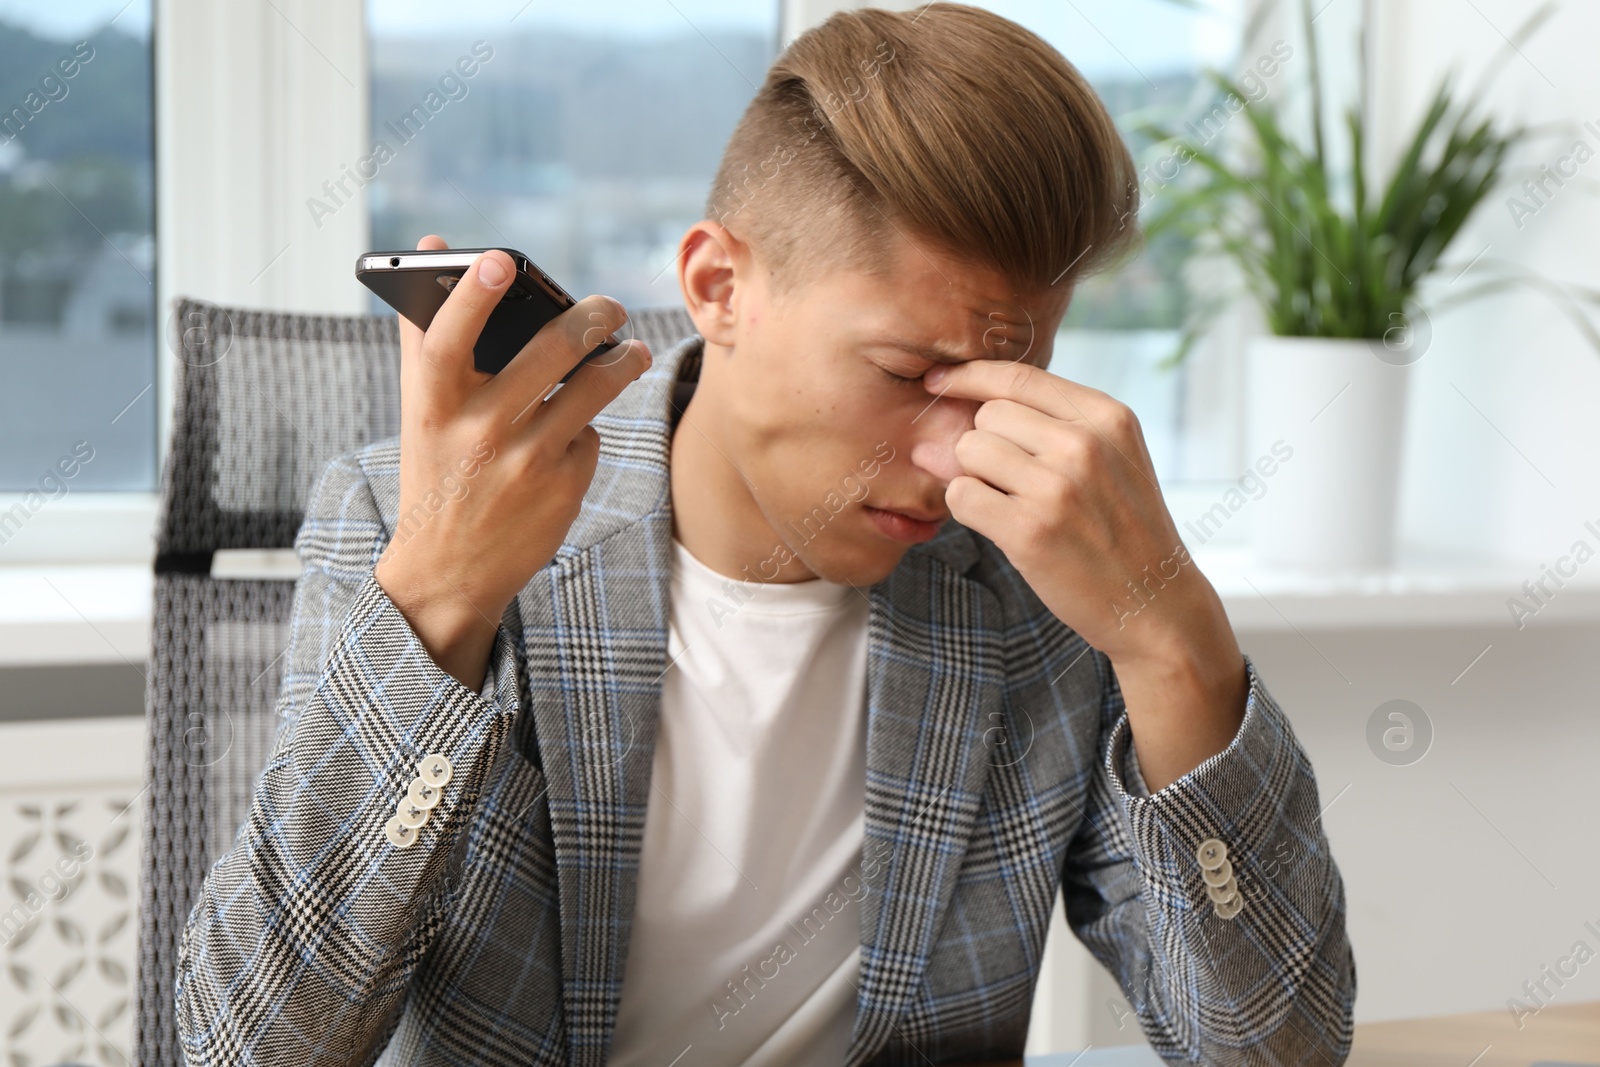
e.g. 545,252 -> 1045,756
371,237 -> 651,688
491,292 -> 649,438
417,247 -> 518,394
395,235 -> 467,385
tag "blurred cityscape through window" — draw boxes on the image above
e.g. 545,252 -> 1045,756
0,1 -> 154,491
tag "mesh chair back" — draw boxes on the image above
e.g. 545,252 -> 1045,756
138,296 -> 698,1065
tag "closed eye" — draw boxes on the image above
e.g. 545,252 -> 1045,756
880,366 -> 925,386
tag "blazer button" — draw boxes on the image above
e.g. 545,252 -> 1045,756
1201,859 -> 1234,888
1196,838 -> 1229,870
1214,893 -> 1244,920
418,754 -> 453,788
1207,880 -> 1239,904
396,797 -> 430,830
385,815 -> 419,849
407,777 -> 443,810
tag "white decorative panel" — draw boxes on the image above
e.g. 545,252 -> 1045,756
0,718 -> 143,1067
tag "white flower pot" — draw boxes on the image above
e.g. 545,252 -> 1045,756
1245,335 -> 1411,571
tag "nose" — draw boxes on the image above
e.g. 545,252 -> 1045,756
908,393 -> 982,485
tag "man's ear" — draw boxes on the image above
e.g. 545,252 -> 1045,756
677,220 -> 743,348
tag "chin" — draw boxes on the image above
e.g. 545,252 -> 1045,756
800,536 -> 909,588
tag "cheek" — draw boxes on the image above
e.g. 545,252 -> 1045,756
742,359 -> 873,443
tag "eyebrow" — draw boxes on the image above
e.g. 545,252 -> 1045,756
871,339 -> 978,364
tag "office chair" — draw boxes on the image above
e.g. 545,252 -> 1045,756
138,296 -> 698,1066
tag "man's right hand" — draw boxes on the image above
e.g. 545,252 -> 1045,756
373,235 -> 652,688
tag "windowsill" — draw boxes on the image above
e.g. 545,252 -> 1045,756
0,543 -> 1589,667
0,492 -> 158,563
0,565 -> 153,667
1193,541 -> 1597,631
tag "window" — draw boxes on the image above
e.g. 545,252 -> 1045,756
365,0 -> 780,314
0,0 -> 155,493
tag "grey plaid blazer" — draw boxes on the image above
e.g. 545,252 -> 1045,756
174,332 -> 1356,1066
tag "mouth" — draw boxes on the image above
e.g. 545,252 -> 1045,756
863,504 -> 947,544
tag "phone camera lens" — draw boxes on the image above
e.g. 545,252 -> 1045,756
389,256 -> 401,267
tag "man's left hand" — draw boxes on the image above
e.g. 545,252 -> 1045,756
921,358 -> 1249,790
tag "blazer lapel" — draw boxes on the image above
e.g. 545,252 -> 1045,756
510,335 -> 694,1067
512,514 -> 669,1067
847,531 -> 1002,1067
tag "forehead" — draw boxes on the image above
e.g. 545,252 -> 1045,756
845,231 -> 1068,363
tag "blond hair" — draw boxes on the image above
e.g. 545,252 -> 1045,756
706,2 -> 1141,298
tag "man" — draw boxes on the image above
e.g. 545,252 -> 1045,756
175,4 -> 1355,1065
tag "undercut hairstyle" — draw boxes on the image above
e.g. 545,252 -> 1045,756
705,2 -> 1142,300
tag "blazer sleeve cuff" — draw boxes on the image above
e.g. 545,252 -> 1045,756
1102,652 -> 1304,903
270,571 -> 520,887
322,569 -> 519,739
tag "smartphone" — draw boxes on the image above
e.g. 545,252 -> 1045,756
355,247 -> 623,379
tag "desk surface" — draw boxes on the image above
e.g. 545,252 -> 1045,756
1010,1000 -> 1600,1066
1343,998 -> 1599,1066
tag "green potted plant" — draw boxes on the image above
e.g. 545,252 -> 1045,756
1138,0 -> 1600,570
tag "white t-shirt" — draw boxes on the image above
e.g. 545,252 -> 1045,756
608,536 -> 870,1066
